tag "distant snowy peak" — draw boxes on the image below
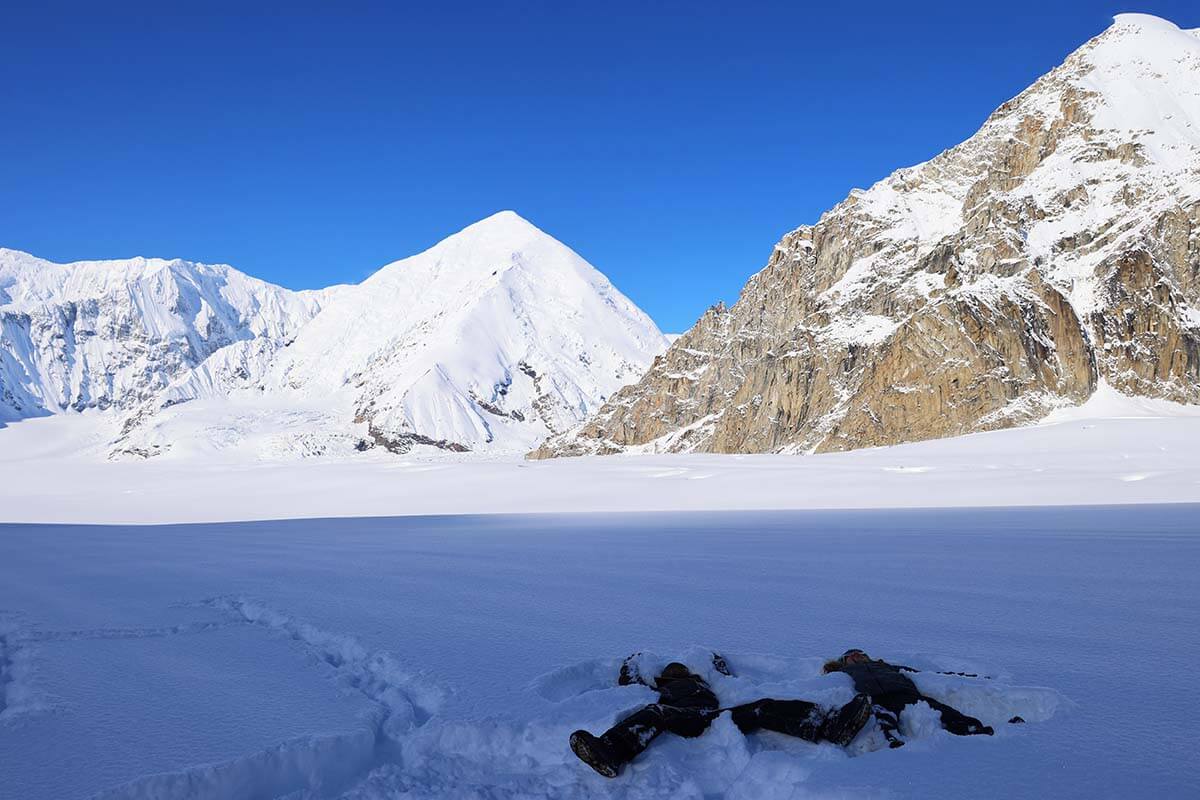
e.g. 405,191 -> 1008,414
269,211 -> 668,454
535,13 -> 1200,459
1,213 -> 667,458
0,249 -> 325,425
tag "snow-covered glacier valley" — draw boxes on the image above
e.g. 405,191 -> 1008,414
1,506 -> 1196,799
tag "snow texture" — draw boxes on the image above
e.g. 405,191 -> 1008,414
2,379 -> 1199,524
0,506 -> 1196,798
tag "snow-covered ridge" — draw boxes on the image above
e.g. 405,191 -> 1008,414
262,211 -> 667,455
0,212 -> 668,457
830,11 -> 1200,320
0,248 -> 329,426
535,13 -> 1200,459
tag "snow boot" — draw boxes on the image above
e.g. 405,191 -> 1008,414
820,693 -> 873,746
570,730 -> 622,778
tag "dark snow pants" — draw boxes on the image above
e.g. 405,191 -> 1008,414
872,695 -> 992,742
601,682 -> 830,764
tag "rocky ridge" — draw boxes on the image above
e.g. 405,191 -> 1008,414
533,14 -> 1200,458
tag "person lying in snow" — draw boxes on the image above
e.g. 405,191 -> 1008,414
823,648 -> 994,748
569,653 -> 873,778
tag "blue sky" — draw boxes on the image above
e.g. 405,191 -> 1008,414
3,1 -> 1198,332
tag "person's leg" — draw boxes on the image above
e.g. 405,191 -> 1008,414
730,699 -> 824,740
921,697 -> 993,736
661,707 -> 718,738
873,705 -> 905,748
581,703 -> 716,765
730,695 -> 871,746
598,704 -> 671,762
570,704 -> 668,778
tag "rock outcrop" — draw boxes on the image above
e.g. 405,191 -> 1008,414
533,14 -> 1200,458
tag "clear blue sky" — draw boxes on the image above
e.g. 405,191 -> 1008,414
3,1 -> 1197,332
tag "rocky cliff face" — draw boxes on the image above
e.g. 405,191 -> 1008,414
533,14 -> 1200,458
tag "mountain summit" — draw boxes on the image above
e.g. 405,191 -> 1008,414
534,15 -> 1200,458
0,213 -> 667,457
263,211 -> 667,454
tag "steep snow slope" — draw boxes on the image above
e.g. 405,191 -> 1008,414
262,211 -> 667,454
0,248 -> 330,429
536,14 -> 1200,458
1,213 -> 667,456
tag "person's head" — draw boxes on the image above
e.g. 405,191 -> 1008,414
658,662 -> 694,683
823,648 -> 870,673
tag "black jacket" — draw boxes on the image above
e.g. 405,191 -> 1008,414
654,673 -> 719,711
834,660 -> 921,713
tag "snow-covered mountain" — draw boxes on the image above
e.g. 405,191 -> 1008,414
534,14 -> 1200,458
0,248 -> 331,427
261,211 -> 666,454
0,212 -> 668,457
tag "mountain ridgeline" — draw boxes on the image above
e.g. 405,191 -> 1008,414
0,213 -> 667,457
533,14 -> 1200,458
4,15 -> 1198,462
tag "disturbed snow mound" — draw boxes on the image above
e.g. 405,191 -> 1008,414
535,13 -> 1200,459
2,508 -> 1191,797
86,615 -> 1058,800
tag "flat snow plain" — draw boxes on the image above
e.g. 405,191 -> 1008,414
2,384 -> 1200,524
1,507 -> 1197,799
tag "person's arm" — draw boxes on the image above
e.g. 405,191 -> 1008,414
896,663 -> 990,678
935,670 -> 989,678
618,653 -> 651,687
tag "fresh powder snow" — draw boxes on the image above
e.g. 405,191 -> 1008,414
1,380 -> 1198,524
1,507 -> 1195,798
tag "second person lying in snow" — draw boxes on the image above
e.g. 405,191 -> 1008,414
570,652 -> 873,778
823,648 -> 995,748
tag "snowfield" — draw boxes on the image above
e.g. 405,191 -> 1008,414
1,506 -> 1196,799
3,350 -> 1197,799
1,382 -> 1199,524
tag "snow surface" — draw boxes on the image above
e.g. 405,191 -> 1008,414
3,381 -> 1198,525
1,506 -> 1196,798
